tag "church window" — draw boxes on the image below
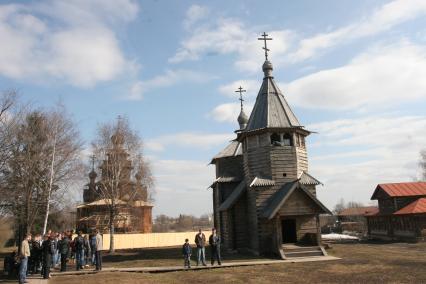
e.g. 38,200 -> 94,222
301,136 -> 305,147
270,133 -> 281,146
283,133 -> 293,146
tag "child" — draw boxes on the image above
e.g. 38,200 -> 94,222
182,238 -> 192,269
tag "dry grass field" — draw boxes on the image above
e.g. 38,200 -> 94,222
45,242 -> 426,284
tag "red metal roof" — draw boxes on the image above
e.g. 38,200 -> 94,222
394,198 -> 426,215
337,206 -> 378,216
371,182 -> 426,199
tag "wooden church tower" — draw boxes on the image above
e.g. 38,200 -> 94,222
210,33 -> 331,258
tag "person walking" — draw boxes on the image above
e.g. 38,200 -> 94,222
194,229 -> 207,266
208,228 -> 222,266
89,233 -> 97,266
182,238 -> 192,269
30,234 -> 42,274
51,233 -> 59,269
94,230 -> 103,271
19,233 -> 31,284
41,234 -> 54,279
58,233 -> 70,272
73,231 -> 85,270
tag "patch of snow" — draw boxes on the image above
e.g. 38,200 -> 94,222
322,233 -> 359,240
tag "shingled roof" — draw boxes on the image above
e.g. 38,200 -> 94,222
244,61 -> 302,132
218,181 -> 246,211
298,171 -> 322,186
210,141 -> 242,164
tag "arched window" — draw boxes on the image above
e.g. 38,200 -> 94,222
283,133 -> 293,146
270,133 -> 281,145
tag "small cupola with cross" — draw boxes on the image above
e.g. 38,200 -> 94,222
235,86 -> 248,130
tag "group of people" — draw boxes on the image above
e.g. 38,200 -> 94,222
18,229 -> 103,284
182,228 -> 222,269
15,227 -> 223,282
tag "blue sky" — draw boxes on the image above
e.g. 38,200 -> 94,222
1,0 -> 426,216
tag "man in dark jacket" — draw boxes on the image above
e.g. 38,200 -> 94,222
57,233 -> 70,272
73,231 -> 85,270
208,228 -> 221,266
41,234 -> 54,279
194,229 -> 207,266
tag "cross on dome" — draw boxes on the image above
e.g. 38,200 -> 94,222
235,86 -> 246,111
258,32 -> 273,61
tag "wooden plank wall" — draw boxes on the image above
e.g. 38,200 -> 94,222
278,189 -> 318,216
295,215 -> 317,242
233,192 -> 249,249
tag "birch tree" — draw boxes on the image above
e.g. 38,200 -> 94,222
420,149 -> 426,181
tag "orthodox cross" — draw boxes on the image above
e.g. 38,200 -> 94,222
235,86 -> 246,110
258,32 -> 272,61
90,154 -> 96,170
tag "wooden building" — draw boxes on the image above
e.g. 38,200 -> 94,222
210,45 -> 331,258
366,182 -> 426,242
76,132 -> 153,233
336,206 -> 378,233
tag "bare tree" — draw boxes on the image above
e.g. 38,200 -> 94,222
2,106 -> 82,235
41,107 -> 83,235
0,90 -> 21,174
92,117 -> 153,253
420,149 -> 426,181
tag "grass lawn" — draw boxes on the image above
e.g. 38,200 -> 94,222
47,242 -> 426,283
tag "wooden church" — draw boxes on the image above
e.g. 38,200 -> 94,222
210,33 -> 331,259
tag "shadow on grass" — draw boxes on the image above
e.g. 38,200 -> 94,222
103,246 -> 270,264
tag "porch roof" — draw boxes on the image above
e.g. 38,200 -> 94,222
218,180 -> 246,211
261,181 -> 331,220
394,198 -> 426,215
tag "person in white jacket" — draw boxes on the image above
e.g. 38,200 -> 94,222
94,230 -> 103,271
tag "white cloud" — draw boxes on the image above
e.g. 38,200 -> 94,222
208,102 -> 254,124
218,79 -> 259,98
129,69 -> 217,100
183,5 -> 209,29
169,15 -> 294,72
291,0 -> 426,61
151,159 -> 214,216
286,41 -> 426,110
309,115 -> 426,209
0,0 -> 138,87
145,132 -> 234,153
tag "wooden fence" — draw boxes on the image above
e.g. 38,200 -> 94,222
101,231 -> 211,250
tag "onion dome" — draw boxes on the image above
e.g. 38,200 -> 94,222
89,170 -> 97,180
237,109 -> 248,129
262,60 -> 273,77
111,132 -> 125,146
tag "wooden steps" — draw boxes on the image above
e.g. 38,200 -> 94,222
280,245 -> 327,259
